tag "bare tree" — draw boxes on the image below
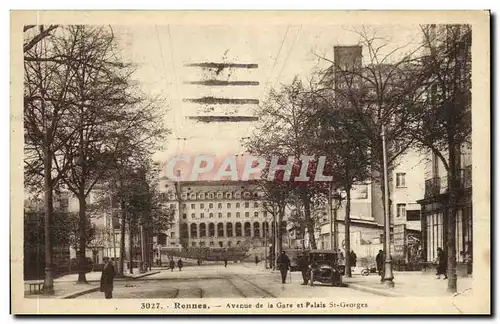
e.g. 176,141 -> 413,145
412,24 -> 472,293
24,25 -> 78,293
246,77 -> 329,250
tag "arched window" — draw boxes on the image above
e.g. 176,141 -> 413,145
236,202 -> 240,208
208,223 -> 215,237
209,203 -> 213,209
226,192 -> 232,199
253,222 -> 261,238
190,223 -> 198,238
226,223 -> 233,237
244,222 -> 251,237
218,203 -> 223,209
199,223 -> 207,237
254,211 -> 259,217
217,223 -> 224,237
235,222 -> 242,237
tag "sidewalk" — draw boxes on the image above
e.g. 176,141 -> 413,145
344,271 -> 473,297
24,269 -> 160,299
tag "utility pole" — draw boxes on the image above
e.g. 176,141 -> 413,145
382,125 -> 395,287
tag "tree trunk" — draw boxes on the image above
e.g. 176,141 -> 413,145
272,210 -> 276,270
77,191 -> 87,283
42,145 -> 54,293
344,184 -> 352,277
277,205 -> 284,256
446,145 -> 459,293
302,191 -> 317,249
118,199 -> 126,277
128,216 -> 134,274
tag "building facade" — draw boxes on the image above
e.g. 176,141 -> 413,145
158,179 -> 286,250
417,145 -> 472,275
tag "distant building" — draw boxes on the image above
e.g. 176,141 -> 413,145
157,179 -> 288,256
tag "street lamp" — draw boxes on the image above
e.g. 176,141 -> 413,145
328,185 -> 343,251
381,125 -> 395,287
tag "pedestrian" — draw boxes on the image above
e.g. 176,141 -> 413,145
197,259 -> 201,266
100,258 -> 116,299
255,255 -> 259,266
224,257 -> 228,268
178,258 -> 184,271
276,251 -> 291,284
298,252 -> 309,285
436,248 -> 447,279
376,250 -> 384,280
169,259 -> 175,272
350,250 -> 357,268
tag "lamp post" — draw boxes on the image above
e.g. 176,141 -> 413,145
381,125 -> 395,287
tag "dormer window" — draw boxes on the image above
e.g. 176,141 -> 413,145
208,193 -> 214,199
225,192 -> 232,199
198,192 -> 205,200
235,191 -> 241,199
217,192 -> 223,199
243,192 -> 251,199
190,193 -> 196,200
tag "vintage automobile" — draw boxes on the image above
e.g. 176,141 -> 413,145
307,250 -> 343,287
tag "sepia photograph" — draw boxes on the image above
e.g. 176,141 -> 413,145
10,10 -> 490,314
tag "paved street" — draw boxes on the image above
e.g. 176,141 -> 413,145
78,263 -> 377,299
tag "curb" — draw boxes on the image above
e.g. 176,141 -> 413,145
59,286 -> 100,299
125,271 -> 161,280
57,271 -> 161,299
345,283 -> 406,297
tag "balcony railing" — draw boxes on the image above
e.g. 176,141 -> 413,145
424,166 -> 472,198
424,177 -> 441,198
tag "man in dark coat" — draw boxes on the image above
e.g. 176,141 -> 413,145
436,248 -> 448,279
375,250 -> 384,279
169,259 -> 175,272
255,255 -> 259,266
276,251 -> 291,284
224,257 -> 228,268
100,259 -> 116,299
177,259 -> 184,271
350,250 -> 357,268
298,252 -> 309,285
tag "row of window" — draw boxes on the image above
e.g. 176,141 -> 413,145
165,191 -> 263,201
181,211 -> 266,219
191,241 -> 251,248
185,222 -> 269,238
171,202 -> 260,210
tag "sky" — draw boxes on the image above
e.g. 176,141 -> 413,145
112,24 -> 423,165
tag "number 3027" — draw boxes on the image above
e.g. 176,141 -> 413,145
141,302 -> 161,310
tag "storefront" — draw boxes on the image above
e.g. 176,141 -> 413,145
418,188 -> 473,276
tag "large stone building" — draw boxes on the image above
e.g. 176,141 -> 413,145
158,179 -> 286,250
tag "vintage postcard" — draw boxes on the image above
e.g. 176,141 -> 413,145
11,10 -> 490,315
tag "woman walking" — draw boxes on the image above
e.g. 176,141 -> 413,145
436,247 -> 448,279
100,258 -> 116,299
